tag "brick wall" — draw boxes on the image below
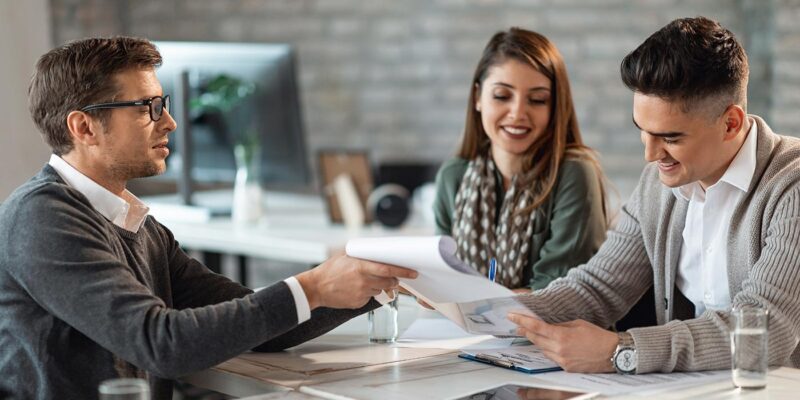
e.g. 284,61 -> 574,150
773,0 -> 800,134
50,0 -> 800,200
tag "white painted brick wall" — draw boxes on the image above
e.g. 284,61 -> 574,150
49,0 -> 800,201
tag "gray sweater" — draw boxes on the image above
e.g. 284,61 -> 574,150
0,166 -> 376,400
519,115 -> 800,372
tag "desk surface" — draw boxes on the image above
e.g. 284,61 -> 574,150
147,190 -> 434,264
186,297 -> 800,400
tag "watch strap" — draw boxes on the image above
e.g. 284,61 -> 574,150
618,331 -> 634,348
611,331 -> 636,374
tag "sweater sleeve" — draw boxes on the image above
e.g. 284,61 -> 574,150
5,186 -> 304,379
162,224 -> 253,309
529,159 -> 607,290
517,171 -> 653,329
157,220 -> 381,354
628,187 -> 800,373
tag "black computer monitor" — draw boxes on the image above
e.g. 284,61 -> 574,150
151,41 -> 310,202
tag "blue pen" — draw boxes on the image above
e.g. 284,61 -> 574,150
489,257 -> 497,282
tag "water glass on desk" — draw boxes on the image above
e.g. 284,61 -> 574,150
730,306 -> 769,389
368,296 -> 399,343
98,378 -> 150,400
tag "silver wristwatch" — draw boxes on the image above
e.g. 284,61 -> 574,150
611,332 -> 637,374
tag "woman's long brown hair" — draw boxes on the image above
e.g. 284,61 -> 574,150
459,27 -> 609,216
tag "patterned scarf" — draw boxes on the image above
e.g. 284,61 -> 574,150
452,155 -> 538,288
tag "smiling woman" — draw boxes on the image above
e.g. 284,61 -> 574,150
433,27 -> 610,291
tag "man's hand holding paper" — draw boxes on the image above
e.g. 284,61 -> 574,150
507,314 -> 618,373
346,236 -> 538,336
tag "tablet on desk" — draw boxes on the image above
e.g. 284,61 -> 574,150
454,383 -> 595,400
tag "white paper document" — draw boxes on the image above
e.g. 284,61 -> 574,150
456,296 -> 536,334
394,318 -> 515,350
346,236 -> 537,335
346,236 -> 509,303
534,369 -> 730,396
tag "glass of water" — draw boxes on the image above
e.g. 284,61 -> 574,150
730,306 -> 769,389
98,378 -> 150,400
368,296 -> 399,343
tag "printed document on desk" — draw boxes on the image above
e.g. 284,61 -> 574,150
534,369 -> 730,396
346,235 -> 537,335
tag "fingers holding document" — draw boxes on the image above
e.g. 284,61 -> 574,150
507,314 -> 617,373
296,253 -> 418,310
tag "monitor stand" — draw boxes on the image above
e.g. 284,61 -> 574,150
179,70 -> 235,215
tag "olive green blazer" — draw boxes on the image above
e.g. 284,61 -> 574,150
433,156 -> 607,290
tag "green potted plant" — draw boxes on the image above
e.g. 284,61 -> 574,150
191,74 -> 263,223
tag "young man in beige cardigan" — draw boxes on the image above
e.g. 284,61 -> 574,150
509,16 -> 800,374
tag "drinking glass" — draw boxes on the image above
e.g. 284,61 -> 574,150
368,296 -> 399,343
98,378 -> 150,400
730,306 -> 769,389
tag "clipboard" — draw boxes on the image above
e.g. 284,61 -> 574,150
458,352 -> 563,374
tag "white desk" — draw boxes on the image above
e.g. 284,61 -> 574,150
159,192 -> 800,398
185,296 -> 800,400
146,190 -> 434,284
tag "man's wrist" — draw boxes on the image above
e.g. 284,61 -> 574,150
295,270 -> 321,310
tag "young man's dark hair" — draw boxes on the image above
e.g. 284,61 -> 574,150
28,36 -> 162,155
620,16 -> 749,115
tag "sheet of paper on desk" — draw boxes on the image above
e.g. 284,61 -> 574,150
534,369 -> 730,396
394,318 -> 515,350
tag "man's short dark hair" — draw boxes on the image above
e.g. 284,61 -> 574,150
28,37 -> 162,155
620,16 -> 749,115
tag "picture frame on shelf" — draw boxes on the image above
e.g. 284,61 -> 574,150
317,150 -> 374,224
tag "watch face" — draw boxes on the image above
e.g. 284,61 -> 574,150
614,348 -> 637,373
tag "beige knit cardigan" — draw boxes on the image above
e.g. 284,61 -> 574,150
519,115 -> 800,373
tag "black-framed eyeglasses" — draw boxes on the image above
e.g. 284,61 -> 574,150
80,95 -> 170,122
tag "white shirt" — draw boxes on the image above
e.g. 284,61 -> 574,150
47,154 -> 311,323
49,154 -> 150,233
674,119 -> 757,317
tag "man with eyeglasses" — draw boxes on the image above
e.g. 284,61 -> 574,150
0,37 -> 416,400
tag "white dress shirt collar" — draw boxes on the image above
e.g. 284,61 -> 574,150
48,154 -> 149,233
673,118 -> 758,201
